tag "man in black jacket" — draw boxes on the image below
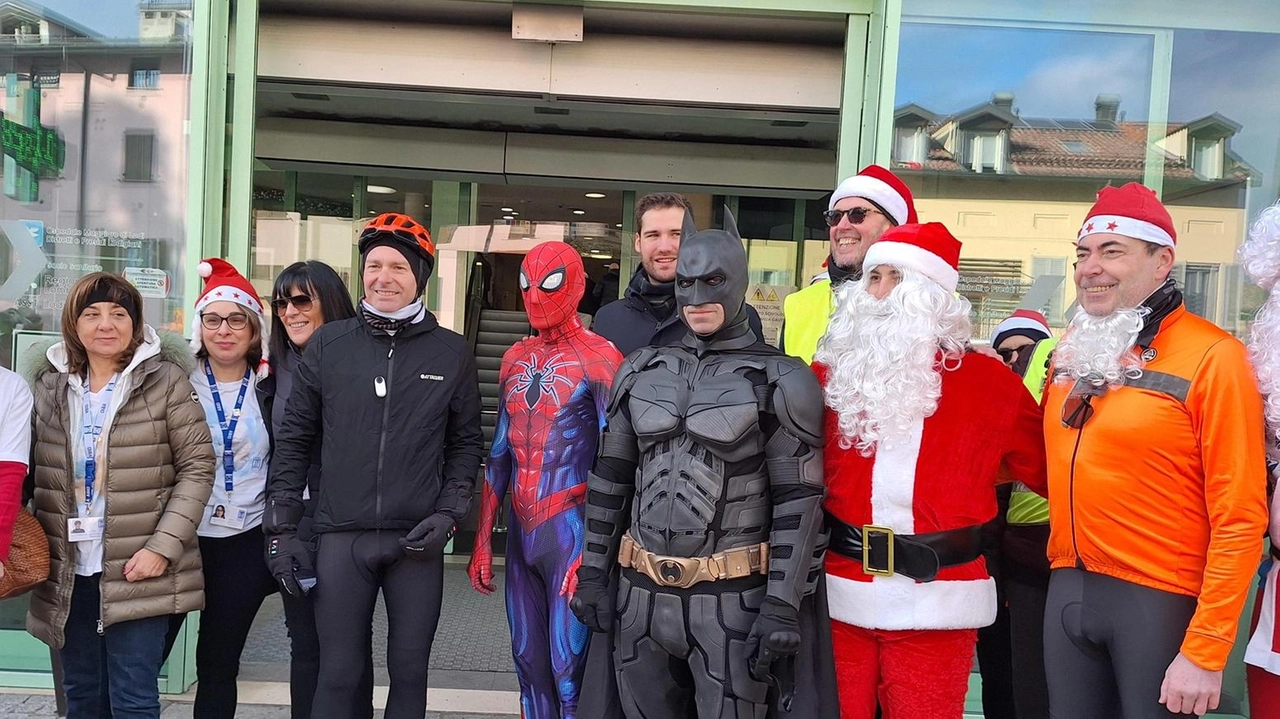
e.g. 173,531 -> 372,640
265,212 -> 484,719
593,193 -> 766,356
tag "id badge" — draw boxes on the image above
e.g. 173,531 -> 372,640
68,517 -> 104,542
209,504 -> 249,529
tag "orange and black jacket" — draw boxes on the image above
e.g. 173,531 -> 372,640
1043,304 -> 1268,671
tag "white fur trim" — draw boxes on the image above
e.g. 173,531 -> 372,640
198,261 -> 213,278
870,415 -> 923,532
989,316 -> 1051,345
1078,214 -> 1175,248
827,572 -> 998,630
1245,563 -> 1280,672
864,240 -> 960,293
830,175 -> 910,226
195,284 -> 265,316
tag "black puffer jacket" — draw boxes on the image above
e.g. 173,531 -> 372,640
592,269 -> 767,357
268,312 -> 484,532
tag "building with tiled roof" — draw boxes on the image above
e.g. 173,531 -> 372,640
889,93 -> 1252,337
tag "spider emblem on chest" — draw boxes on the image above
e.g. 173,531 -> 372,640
511,353 -> 577,408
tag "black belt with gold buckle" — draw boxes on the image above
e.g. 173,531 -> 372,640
824,512 -> 984,582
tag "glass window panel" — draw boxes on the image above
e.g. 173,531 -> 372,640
123,132 -> 155,182
893,22 -> 1155,330
0,0 -> 196,669
737,196 -> 794,241
0,0 -> 194,359
1166,29 -> 1280,336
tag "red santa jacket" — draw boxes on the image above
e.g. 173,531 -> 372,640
815,354 -> 1047,631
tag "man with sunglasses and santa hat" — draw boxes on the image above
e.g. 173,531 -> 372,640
1042,183 -> 1267,718
781,165 -> 917,364
814,222 -> 1047,719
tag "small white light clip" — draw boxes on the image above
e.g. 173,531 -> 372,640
374,376 -> 387,398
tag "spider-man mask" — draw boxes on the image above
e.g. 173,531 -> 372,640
520,241 -> 585,331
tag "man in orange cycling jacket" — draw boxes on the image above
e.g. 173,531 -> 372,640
1042,183 -> 1268,718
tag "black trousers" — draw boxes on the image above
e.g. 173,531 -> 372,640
976,598 -> 1016,719
279,569 -> 376,719
311,530 -> 445,719
1002,524 -> 1051,719
164,526 -> 278,719
1044,567 -> 1196,719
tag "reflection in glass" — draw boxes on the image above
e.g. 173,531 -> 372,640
0,0 -> 195,674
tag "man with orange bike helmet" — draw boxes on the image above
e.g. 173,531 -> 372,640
267,212 -> 484,719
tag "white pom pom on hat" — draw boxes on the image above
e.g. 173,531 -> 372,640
198,261 -> 213,279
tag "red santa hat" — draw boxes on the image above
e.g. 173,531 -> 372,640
1078,182 -> 1176,248
192,258 -> 269,378
990,309 -> 1052,348
829,165 -> 919,226
862,222 -> 961,293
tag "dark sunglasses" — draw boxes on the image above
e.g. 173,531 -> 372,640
996,347 -> 1021,363
271,294 -> 314,313
822,207 -> 886,227
1061,379 -> 1105,430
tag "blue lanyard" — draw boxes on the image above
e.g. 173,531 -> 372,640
81,374 -> 119,509
203,360 -> 251,494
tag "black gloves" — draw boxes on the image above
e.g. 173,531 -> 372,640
266,533 -> 316,597
399,513 -> 456,557
746,598 -> 802,682
569,567 -> 614,633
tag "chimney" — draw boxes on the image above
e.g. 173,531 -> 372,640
1095,94 -> 1121,124
992,92 -> 1015,111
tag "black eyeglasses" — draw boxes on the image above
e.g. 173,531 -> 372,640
1061,379 -> 1104,429
822,207 -> 886,227
201,312 -> 250,331
272,294 -> 314,313
996,347 -> 1021,364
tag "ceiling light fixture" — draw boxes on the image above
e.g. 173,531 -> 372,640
366,185 -> 397,195
500,207 -> 515,212
572,209 -> 586,216
503,215 -> 515,220
584,192 -> 606,199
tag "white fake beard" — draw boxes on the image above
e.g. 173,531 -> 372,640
1249,294 -> 1280,443
1053,305 -> 1148,388
816,271 -> 971,456
1241,202 -> 1280,447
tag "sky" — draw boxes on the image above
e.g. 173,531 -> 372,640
29,0 -> 142,39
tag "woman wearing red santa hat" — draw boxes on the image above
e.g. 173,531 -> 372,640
813,223 -> 1048,719
164,258 -> 278,719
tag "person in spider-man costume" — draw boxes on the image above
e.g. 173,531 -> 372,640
469,241 -> 624,719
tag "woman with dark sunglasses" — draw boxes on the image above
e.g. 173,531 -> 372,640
265,261 -> 373,719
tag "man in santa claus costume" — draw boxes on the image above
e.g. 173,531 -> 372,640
813,222 -> 1047,719
1239,200 -> 1280,717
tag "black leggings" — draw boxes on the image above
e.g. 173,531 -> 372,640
1044,567 -> 1196,719
164,527 -> 279,719
311,530 -> 445,719
1002,523 -> 1051,719
279,564 -> 375,719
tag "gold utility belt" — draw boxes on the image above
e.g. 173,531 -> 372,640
617,533 -> 769,590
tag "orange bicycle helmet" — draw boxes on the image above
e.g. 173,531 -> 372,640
358,213 -> 436,287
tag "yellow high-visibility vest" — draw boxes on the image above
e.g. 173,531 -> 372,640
1007,337 -> 1057,526
782,279 -> 834,365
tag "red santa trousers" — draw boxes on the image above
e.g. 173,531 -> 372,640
831,618 -> 976,719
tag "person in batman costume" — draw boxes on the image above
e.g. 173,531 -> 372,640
571,209 -> 838,719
